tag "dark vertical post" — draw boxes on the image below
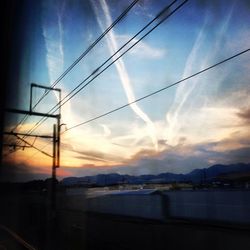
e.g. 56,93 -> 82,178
30,84 -> 34,112
56,89 -> 61,169
52,124 -> 56,180
47,124 -> 57,250
52,124 -> 57,210
57,118 -> 60,168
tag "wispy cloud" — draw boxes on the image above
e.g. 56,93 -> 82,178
42,0 -> 77,128
132,0 -> 154,19
237,108 -> 250,125
42,0 -> 65,101
116,34 -> 166,59
114,135 -> 250,176
164,4 -> 235,146
43,26 -> 64,84
164,14 -> 210,145
91,0 -> 158,151
100,124 -> 111,137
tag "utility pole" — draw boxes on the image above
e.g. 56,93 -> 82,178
56,90 -> 61,170
4,83 -> 62,250
30,83 -> 62,171
5,82 -> 61,183
52,124 -> 57,211
52,124 -> 57,182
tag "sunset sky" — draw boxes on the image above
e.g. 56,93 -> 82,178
3,0 -> 250,181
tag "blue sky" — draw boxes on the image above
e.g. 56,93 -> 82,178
3,0 -> 250,180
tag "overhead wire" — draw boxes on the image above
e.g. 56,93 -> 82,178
24,47 -> 250,159
21,142 -> 52,162
21,0 -> 188,138
7,3 -> 249,160
9,0 -> 187,159
29,0 -> 141,110
3,134 -> 53,159
63,48 -> 250,132
10,0 -> 141,134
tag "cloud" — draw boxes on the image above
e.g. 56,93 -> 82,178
108,126 -> 250,176
100,124 -> 111,137
116,34 -> 166,59
227,27 -> 250,53
121,142 -> 250,176
237,108 -> 250,124
163,101 -> 250,148
59,101 -> 250,175
51,141 -> 250,178
5,122 -> 46,134
61,164 -> 115,177
91,0 -> 159,151
211,135 -> 250,153
132,0 -> 154,19
129,39 -> 166,59
1,155 -> 74,181
69,148 -> 123,164
0,161 -> 50,182
76,156 -> 108,163
7,128 -> 249,179
60,141 -> 74,151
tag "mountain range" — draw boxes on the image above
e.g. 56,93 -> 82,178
61,163 -> 250,186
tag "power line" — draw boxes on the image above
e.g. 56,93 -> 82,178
22,0 -> 188,137
14,135 -> 52,158
2,143 -> 31,157
51,0 -> 181,113
63,48 -> 250,132
4,131 -> 53,139
11,0 -> 140,133
3,136 -> 52,159
3,144 -> 32,149
31,0 -> 141,110
22,142 -> 52,161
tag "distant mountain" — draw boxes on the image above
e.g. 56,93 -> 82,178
186,163 -> 250,183
61,163 -> 250,186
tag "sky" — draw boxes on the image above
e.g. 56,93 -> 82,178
2,0 -> 250,181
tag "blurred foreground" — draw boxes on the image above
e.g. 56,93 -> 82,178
1,185 -> 250,250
